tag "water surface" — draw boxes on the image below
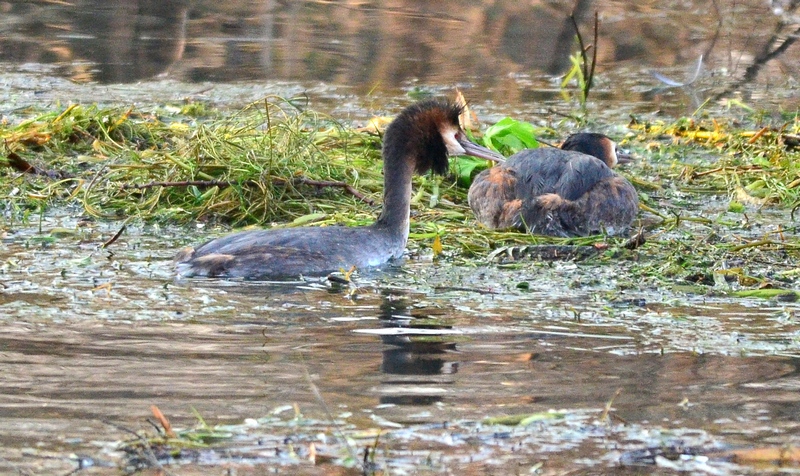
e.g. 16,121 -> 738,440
1,0 -> 800,474
1,0 -> 799,116
2,215 -> 800,473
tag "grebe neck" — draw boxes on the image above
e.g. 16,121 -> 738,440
373,149 -> 414,241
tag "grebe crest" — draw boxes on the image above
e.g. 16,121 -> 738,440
384,100 -> 467,175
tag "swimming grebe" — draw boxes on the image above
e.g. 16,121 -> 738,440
467,132 -> 638,237
175,99 -> 505,279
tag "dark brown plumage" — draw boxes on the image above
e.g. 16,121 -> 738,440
468,133 -> 638,237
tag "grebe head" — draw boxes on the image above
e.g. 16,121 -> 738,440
382,100 -> 504,175
560,132 -> 632,168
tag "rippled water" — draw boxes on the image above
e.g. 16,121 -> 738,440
1,0 -> 799,117
1,212 -> 799,473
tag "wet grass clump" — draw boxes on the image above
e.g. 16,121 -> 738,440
1,98 -> 384,226
627,113 -> 800,205
0,98 -> 611,255
2,97 -> 800,296
606,111 -> 800,294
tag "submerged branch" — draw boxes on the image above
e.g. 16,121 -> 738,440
102,223 -> 128,248
2,150 -> 74,179
715,22 -> 800,99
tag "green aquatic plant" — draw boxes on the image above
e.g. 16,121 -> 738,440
628,113 -> 800,206
3,97 -> 800,299
451,116 -> 541,186
1,98 -> 584,263
481,117 -> 540,156
561,51 -> 591,106
560,11 -> 599,107
1,99 -> 385,226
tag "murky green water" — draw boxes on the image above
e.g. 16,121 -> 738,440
2,0 -> 800,474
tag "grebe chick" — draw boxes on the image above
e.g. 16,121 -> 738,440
175,99 -> 504,279
468,132 -> 638,237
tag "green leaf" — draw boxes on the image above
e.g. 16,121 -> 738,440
734,289 -> 799,300
452,156 -> 490,187
496,134 -> 525,151
292,212 -> 327,225
482,117 -> 540,156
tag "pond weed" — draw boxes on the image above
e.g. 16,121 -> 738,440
1,98 -> 800,296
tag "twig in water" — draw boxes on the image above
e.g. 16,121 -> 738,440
599,388 -> 623,423
589,11 -> 599,94
729,239 -> 777,252
102,222 -> 127,248
284,177 -> 374,206
150,405 -> 177,438
121,179 -> 233,190
433,285 -> 501,295
363,432 -> 383,476
298,352 -> 363,472
624,228 -> 646,250
569,10 -> 600,102
792,203 -> 800,221
747,126 -> 770,144
101,419 -> 177,476
546,108 -> 585,123
638,202 -> 667,219
3,149 -> 74,179
692,165 -> 762,178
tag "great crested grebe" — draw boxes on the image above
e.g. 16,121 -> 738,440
468,132 -> 638,237
175,99 -> 505,279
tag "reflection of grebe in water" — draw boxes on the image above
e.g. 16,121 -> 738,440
175,100 -> 504,279
375,293 -> 459,406
468,133 -> 638,237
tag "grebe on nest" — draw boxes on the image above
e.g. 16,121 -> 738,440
468,132 -> 638,237
175,99 -> 504,279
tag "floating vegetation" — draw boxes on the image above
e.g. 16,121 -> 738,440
1,97 -> 800,297
1,98 -> 386,227
0,97 -> 607,255
114,403 -> 797,474
628,113 -> 800,205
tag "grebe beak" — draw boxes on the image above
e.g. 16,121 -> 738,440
456,131 -> 506,163
616,150 -> 634,165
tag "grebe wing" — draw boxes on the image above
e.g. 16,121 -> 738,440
508,151 -> 614,201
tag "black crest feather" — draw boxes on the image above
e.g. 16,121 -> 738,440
383,99 -> 464,175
